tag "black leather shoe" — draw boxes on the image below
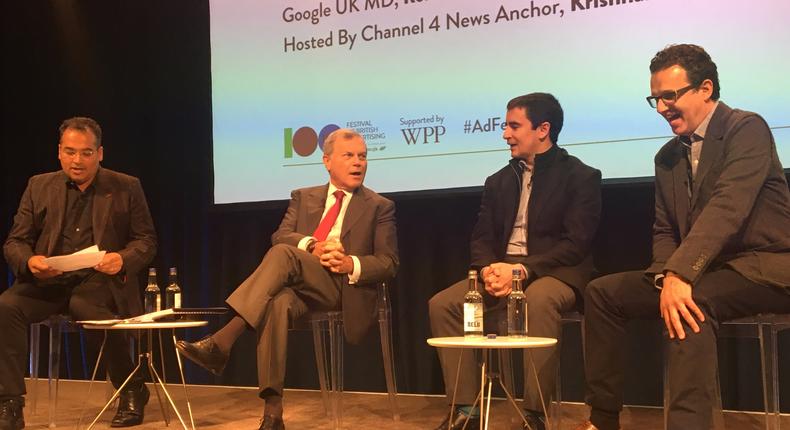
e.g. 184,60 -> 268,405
110,384 -> 149,427
522,409 -> 546,430
258,414 -> 285,430
0,397 -> 25,430
176,336 -> 229,376
433,408 -> 480,430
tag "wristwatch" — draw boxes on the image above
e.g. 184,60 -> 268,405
306,239 -> 317,253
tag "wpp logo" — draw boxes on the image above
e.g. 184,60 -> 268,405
284,124 -> 340,158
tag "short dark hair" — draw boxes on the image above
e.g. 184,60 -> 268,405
59,116 -> 102,148
650,44 -> 720,100
506,93 -> 564,145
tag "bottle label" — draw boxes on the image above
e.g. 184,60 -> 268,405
463,303 -> 483,333
174,293 -> 181,309
156,295 -> 161,312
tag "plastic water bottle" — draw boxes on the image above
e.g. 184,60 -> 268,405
463,269 -> 484,337
507,268 -> 527,337
144,268 -> 161,313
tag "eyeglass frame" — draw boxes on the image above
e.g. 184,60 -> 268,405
646,84 -> 697,108
59,146 -> 98,159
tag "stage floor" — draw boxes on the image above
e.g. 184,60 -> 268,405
22,379 -> 785,429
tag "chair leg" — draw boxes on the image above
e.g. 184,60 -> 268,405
554,341 -> 562,430
328,313 -> 343,430
663,341 -> 669,430
49,320 -> 63,428
713,361 -> 726,430
760,323 -> 780,430
311,319 -> 332,417
378,308 -> 400,421
29,323 -> 41,416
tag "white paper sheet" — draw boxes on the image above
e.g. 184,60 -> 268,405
42,245 -> 106,272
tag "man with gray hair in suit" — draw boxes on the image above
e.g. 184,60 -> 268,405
176,128 -> 399,430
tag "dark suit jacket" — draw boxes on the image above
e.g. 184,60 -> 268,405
649,102 -> 790,290
271,184 -> 399,343
3,168 -> 158,315
470,144 -> 602,294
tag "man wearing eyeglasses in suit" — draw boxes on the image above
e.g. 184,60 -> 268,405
1,117 -> 157,429
573,44 -> 790,430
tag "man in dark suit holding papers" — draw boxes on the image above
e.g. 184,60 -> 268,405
574,44 -> 790,430
0,117 -> 157,429
176,128 -> 398,430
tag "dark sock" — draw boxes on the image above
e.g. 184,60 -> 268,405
264,395 -> 283,418
211,315 -> 248,353
524,408 -> 544,418
590,408 -> 619,430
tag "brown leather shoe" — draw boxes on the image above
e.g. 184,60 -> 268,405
175,335 -> 229,376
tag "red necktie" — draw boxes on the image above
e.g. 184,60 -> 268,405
312,190 -> 346,241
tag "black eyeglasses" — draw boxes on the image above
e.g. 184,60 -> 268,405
646,84 -> 696,108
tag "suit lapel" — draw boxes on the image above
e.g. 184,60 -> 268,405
670,143 -> 691,238
690,104 -> 728,210
341,186 -> 367,240
46,176 -> 68,255
92,171 -> 112,247
307,185 -> 328,232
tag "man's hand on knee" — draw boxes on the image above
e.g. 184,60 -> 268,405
660,272 -> 705,340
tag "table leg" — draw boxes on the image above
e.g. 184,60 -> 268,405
148,352 -> 189,429
158,329 -> 167,384
173,329 -> 197,430
527,350 -> 551,430
446,352 -> 462,430
147,329 -> 171,425
77,330 -> 107,429
480,353 -> 486,430
86,334 -> 144,430
496,377 -> 529,428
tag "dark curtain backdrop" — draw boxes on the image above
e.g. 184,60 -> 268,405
2,1 -> 787,412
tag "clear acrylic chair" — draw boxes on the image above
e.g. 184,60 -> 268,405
553,311 -> 584,430
306,282 -> 399,429
663,313 -> 790,430
29,314 -> 82,428
29,314 -> 128,428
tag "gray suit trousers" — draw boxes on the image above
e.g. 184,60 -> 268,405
226,244 -> 342,397
429,276 -> 575,411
